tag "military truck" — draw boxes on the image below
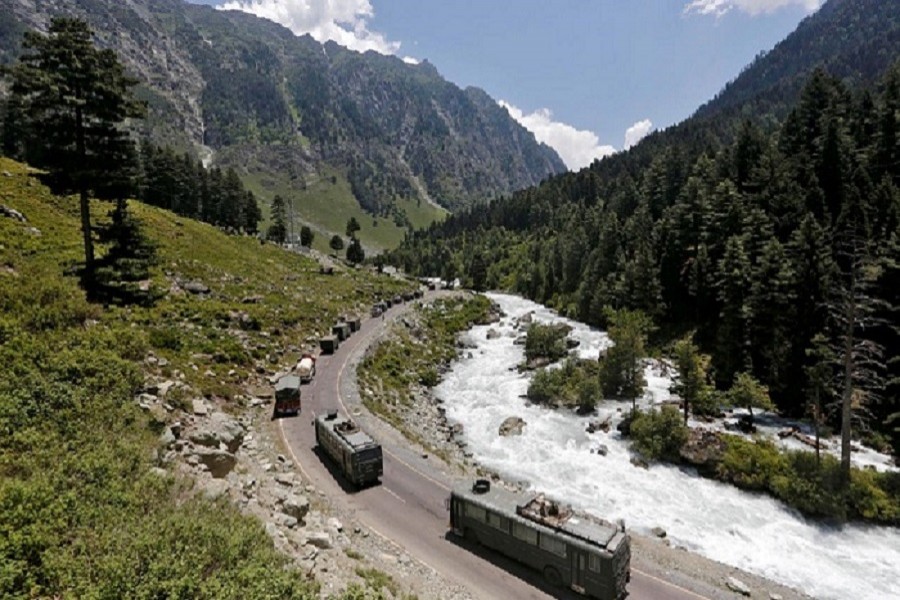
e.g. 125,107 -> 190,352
332,322 -> 351,341
347,316 -> 362,332
274,375 -> 301,416
320,335 -> 339,354
297,353 -> 316,383
315,411 -> 383,487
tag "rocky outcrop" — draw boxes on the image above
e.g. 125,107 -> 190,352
498,416 -> 526,437
188,412 -> 245,453
679,429 -> 727,477
194,447 -> 238,478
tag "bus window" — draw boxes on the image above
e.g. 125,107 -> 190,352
466,504 -> 486,522
589,553 -> 603,573
539,534 -> 567,557
512,521 -> 538,545
487,512 -> 510,532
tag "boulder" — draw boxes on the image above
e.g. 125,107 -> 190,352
183,280 -> 210,295
282,494 -> 310,521
651,526 -> 667,538
586,417 -> 611,434
726,576 -> 751,597
486,328 -> 501,340
191,398 -> 209,416
195,448 -> 237,478
188,412 -> 245,453
201,479 -> 230,500
499,416 -> 526,437
591,444 -> 609,456
0,204 -> 27,222
679,429 -> 727,477
306,532 -> 333,549
159,427 -> 176,448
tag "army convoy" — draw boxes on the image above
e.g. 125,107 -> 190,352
315,410 -> 383,488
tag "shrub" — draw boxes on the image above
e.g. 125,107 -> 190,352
630,406 -> 689,461
524,322 -> 571,363
717,436 -> 787,491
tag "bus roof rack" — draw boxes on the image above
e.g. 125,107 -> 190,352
516,493 -> 574,528
326,410 -> 338,420
472,479 -> 491,494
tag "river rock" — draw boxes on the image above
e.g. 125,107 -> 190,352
679,429 -> 727,477
726,576 -> 751,596
195,448 -> 237,478
486,328 -> 501,340
651,526 -> 667,538
592,444 -> 609,456
586,417 -> 611,434
499,416 -> 526,437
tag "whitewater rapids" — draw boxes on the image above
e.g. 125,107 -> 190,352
434,293 -> 899,600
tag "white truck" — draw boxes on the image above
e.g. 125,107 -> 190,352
297,353 -> 316,383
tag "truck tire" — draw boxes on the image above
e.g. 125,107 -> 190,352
543,566 -> 562,588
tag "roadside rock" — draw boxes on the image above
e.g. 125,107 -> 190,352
651,526 -> 667,538
306,531 -> 333,549
727,576 -> 752,596
194,448 -> 237,478
189,412 -> 245,453
282,494 -> 310,521
499,416 -> 526,437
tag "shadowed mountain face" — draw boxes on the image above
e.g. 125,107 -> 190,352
0,0 -> 565,219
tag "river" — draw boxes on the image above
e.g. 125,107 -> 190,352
434,293 -> 900,600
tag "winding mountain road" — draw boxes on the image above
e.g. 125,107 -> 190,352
279,296 -> 717,600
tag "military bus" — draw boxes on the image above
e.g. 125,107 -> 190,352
315,410 -> 383,487
449,480 -> 630,600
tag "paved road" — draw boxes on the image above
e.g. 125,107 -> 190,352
280,297 -> 713,600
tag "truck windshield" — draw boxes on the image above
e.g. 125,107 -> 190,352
357,448 -> 382,463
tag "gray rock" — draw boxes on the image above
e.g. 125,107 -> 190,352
651,526 -> 667,538
157,380 -> 176,398
726,576 -> 752,597
486,328 -> 501,340
183,280 -> 210,294
278,514 -> 299,529
328,517 -> 343,532
498,416 -> 526,437
189,412 -> 245,453
592,444 -> 609,456
306,532 -> 333,549
159,427 -> 176,447
769,594 -> 783,600
195,448 -> 237,478
201,479 -> 230,500
282,494 -> 310,521
191,398 -> 209,416
275,473 -> 295,486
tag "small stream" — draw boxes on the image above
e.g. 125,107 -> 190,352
434,293 -> 900,600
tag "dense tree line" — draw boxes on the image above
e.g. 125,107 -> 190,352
138,143 -> 261,234
391,65 -> 900,455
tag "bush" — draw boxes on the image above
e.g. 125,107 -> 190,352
525,359 -> 599,408
524,322 -> 571,363
717,436 -> 787,491
630,406 -> 689,461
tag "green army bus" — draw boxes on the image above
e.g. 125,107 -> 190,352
315,410 -> 383,487
449,480 -> 630,600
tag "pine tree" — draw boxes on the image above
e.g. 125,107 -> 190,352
346,237 -> 365,264
93,199 -> 160,306
727,372 -> 775,426
346,217 -> 361,239
329,234 -> 344,253
267,194 -> 287,243
6,17 -> 145,284
300,225 -> 314,247
243,191 -> 261,235
671,335 -> 715,424
599,308 -> 652,413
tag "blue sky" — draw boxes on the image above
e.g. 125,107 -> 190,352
192,0 -> 823,169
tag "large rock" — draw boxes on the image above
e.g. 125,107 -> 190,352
305,531 -> 333,549
486,328 -> 501,340
679,429 -> 727,477
195,448 -> 237,478
183,280 -> 210,294
189,412 -> 245,452
282,494 -> 310,521
499,416 -> 526,437
726,576 -> 752,597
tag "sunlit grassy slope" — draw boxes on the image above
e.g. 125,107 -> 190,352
244,167 -> 447,253
0,156 -> 413,599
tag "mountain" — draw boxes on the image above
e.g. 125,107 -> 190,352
0,0 -> 565,247
388,0 -> 900,448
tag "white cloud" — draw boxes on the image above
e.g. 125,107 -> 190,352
401,56 -> 420,65
499,101 -> 615,171
684,0 -> 823,17
219,0 -> 403,55
624,119 -> 654,149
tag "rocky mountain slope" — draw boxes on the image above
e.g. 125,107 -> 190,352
0,0 -> 565,242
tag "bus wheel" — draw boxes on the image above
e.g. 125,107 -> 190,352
543,566 -> 562,588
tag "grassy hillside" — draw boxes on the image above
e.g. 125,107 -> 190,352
244,166 -> 447,254
0,157 -> 411,598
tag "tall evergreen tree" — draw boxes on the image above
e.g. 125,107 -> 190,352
599,308 -> 652,413
346,236 -> 365,264
6,17 -> 145,284
267,194 -> 287,243
300,225 -> 314,247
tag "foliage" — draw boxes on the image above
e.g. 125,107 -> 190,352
523,322 -> 571,363
598,308 -> 652,409
93,200 -> 162,306
139,143 -> 261,235
346,217 -> 361,239
671,335 -> 716,422
300,225 -> 314,247
330,234 -> 345,252
629,406 -> 689,461
346,237 -> 365,264
726,372 -> 775,421
526,359 -> 600,409
4,17 -> 145,284
267,194 -> 287,243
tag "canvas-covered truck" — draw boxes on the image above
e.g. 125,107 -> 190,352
332,322 -> 351,341
274,375 -> 301,417
297,353 -> 316,383
315,410 -> 383,488
449,480 -> 630,600
320,335 -> 338,354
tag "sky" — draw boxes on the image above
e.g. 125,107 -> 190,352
191,0 -> 824,170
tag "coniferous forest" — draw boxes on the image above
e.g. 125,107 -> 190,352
391,64 -> 900,454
